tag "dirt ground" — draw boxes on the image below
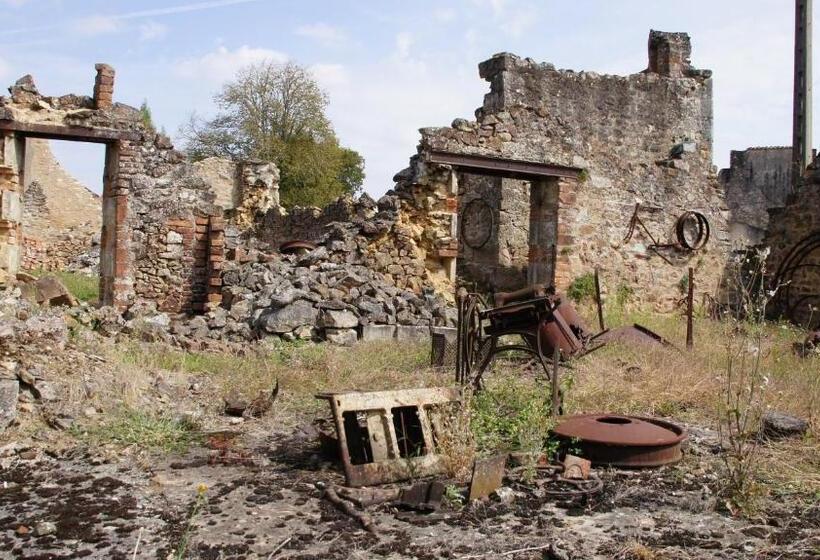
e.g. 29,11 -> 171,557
1,309 -> 818,559
2,413 -> 818,560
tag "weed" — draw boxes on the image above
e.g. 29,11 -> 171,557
615,283 -> 634,308
567,272 -> 596,303
433,398 -> 476,481
174,483 -> 208,560
79,408 -> 199,453
470,380 -> 555,456
443,484 -> 465,508
716,248 -> 774,514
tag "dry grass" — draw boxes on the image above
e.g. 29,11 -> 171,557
93,308 -> 818,494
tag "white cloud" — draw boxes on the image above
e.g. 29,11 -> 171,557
71,15 -> 121,36
139,21 -> 168,41
1,0 -> 30,6
433,8 -> 457,23
395,32 -> 413,59
295,22 -> 347,46
174,45 -> 287,83
1,0 -> 261,37
310,63 -> 349,88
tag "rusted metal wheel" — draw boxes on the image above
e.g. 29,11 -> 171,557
554,414 -> 687,467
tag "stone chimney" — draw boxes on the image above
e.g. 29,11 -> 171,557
647,30 -> 692,77
93,63 -> 115,110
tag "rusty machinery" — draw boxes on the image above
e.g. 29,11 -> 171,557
455,285 -> 602,392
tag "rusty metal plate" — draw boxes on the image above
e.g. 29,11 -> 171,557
554,415 -> 686,468
316,387 -> 461,487
468,454 -> 507,501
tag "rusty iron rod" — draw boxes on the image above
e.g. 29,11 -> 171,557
551,345 -> 560,419
686,267 -> 694,350
594,268 -> 605,332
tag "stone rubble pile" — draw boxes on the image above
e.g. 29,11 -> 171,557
70,196 -> 456,349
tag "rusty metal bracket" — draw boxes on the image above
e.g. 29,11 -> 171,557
315,387 -> 460,487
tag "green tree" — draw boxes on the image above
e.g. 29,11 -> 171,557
181,61 -> 364,207
139,99 -> 155,131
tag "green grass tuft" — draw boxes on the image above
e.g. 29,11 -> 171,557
79,408 -> 198,453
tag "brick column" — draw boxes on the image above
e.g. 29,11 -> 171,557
93,63 -> 115,110
206,215 -> 225,311
100,141 -> 134,308
553,178 -> 579,292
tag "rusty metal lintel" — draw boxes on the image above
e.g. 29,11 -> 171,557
0,121 -> 140,143
425,150 -> 582,180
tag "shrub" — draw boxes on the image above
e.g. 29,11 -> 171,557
470,381 -> 556,456
567,272 -> 596,303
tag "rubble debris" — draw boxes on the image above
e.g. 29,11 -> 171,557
554,414 -> 687,467
0,378 -> 19,431
760,411 -> 809,440
468,454 -> 507,501
318,482 -> 376,533
315,387 -> 460,486
398,480 -> 446,511
336,486 -> 401,508
562,454 -> 592,480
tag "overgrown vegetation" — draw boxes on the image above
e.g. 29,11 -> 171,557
567,272 -> 596,303
181,60 -> 365,208
470,381 -> 556,456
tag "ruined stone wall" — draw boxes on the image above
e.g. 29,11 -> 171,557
765,165 -> 820,329
395,31 -> 730,310
720,147 -> 792,246
0,68 -> 276,312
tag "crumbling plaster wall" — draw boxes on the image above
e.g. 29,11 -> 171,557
719,147 -> 792,246
0,68 -> 278,312
395,30 -> 731,309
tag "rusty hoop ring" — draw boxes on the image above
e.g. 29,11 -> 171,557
460,199 -> 494,249
675,211 -> 710,251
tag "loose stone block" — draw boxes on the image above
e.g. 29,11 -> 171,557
361,324 -> 396,342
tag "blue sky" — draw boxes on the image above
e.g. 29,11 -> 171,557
0,0 -> 800,196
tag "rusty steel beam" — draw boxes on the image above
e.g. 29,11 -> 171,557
0,121 -> 140,143
425,150 -> 582,180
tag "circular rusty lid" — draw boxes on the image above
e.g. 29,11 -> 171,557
554,415 -> 685,447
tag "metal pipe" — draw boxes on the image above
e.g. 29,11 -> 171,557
551,345 -> 561,419
594,268 -> 605,332
686,267 -> 694,350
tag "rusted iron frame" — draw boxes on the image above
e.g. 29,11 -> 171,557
425,150 -> 582,180
0,120 -> 140,143
315,387 -> 460,487
623,204 -> 710,264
